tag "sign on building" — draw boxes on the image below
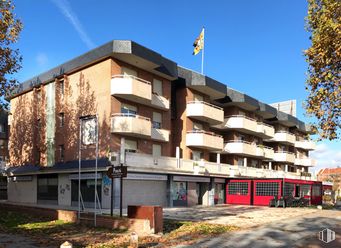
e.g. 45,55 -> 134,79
82,118 -> 97,145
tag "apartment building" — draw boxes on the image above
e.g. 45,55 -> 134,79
6,40 -> 321,208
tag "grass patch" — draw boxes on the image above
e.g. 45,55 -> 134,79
0,210 -> 239,248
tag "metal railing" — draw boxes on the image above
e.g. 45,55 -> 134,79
187,130 -> 223,138
112,74 -> 151,85
224,115 -> 257,122
111,113 -> 151,121
187,101 -> 223,110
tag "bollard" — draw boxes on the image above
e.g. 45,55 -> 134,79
60,241 -> 73,248
130,232 -> 139,248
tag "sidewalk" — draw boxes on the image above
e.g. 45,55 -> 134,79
176,210 -> 341,248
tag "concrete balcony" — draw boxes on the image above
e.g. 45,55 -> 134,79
295,158 -> 317,167
256,145 -> 274,160
222,140 -> 256,156
256,122 -> 275,139
186,130 -> 223,151
151,128 -> 170,142
214,115 -> 258,134
186,101 -> 224,125
295,140 -> 316,150
273,152 -> 295,163
268,131 -> 296,145
111,75 -> 152,105
151,93 -> 169,110
123,152 -> 316,180
111,113 -> 151,138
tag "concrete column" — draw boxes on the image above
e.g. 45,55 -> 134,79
217,153 -> 221,164
208,178 -> 215,206
285,164 -> 288,172
176,147 -> 180,168
268,161 -> 272,170
167,175 -> 174,207
244,157 -> 247,167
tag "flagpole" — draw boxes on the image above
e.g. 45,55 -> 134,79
201,27 -> 205,74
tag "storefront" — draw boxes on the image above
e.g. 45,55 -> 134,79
172,176 -> 210,207
226,179 -> 252,205
226,178 -> 322,206
70,173 -> 102,208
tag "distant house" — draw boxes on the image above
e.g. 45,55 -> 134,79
317,168 -> 341,198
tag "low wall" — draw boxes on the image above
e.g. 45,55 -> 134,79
0,203 -> 152,235
128,205 -> 163,234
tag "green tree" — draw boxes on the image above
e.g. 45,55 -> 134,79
304,0 -> 341,140
0,0 -> 22,109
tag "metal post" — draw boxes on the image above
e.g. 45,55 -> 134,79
94,114 -> 99,226
78,120 -> 82,220
120,167 -> 123,217
110,162 -> 114,216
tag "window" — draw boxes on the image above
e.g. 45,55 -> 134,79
193,122 -> 203,130
59,113 -> 64,127
152,112 -> 162,129
192,150 -> 202,161
255,182 -> 279,196
300,184 -> 311,196
59,80 -> 64,97
37,119 -> 41,130
124,139 -> 137,153
237,158 -> 244,166
35,146 -> 41,165
237,134 -> 245,141
121,103 -> 137,115
122,67 -> 137,77
228,182 -> 249,195
36,89 -> 42,103
238,110 -> 246,116
284,183 -> 295,197
153,79 -> 163,96
193,94 -> 203,102
0,124 -> 4,133
59,145 -> 65,162
37,174 -> 58,202
251,160 -> 258,168
312,185 -> 321,197
152,144 -> 162,157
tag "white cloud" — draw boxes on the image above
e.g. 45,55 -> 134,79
310,143 -> 341,174
51,0 -> 95,49
35,53 -> 48,66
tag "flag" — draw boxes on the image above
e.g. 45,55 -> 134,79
193,28 -> 204,55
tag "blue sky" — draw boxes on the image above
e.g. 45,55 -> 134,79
13,0 -> 340,171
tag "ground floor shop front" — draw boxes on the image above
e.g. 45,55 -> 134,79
6,171 -> 322,208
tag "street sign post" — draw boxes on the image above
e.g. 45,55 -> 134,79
107,164 -> 127,217
107,165 -> 128,179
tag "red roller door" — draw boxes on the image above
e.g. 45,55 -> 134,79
253,179 -> 282,206
226,179 -> 252,205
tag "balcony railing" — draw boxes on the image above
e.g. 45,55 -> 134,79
295,158 -> 317,167
268,131 -> 296,144
186,101 -> 224,125
295,140 -> 316,150
214,115 -> 258,134
151,128 -> 170,142
273,151 -> 295,163
151,93 -> 170,110
256,145 -> 274,160
111,113 -> 151,137
124,152 -> 316,180
223,140 -> 256,156
256,122 -> 275,139
186,130 -> 223,150
111,75 -> 152,104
